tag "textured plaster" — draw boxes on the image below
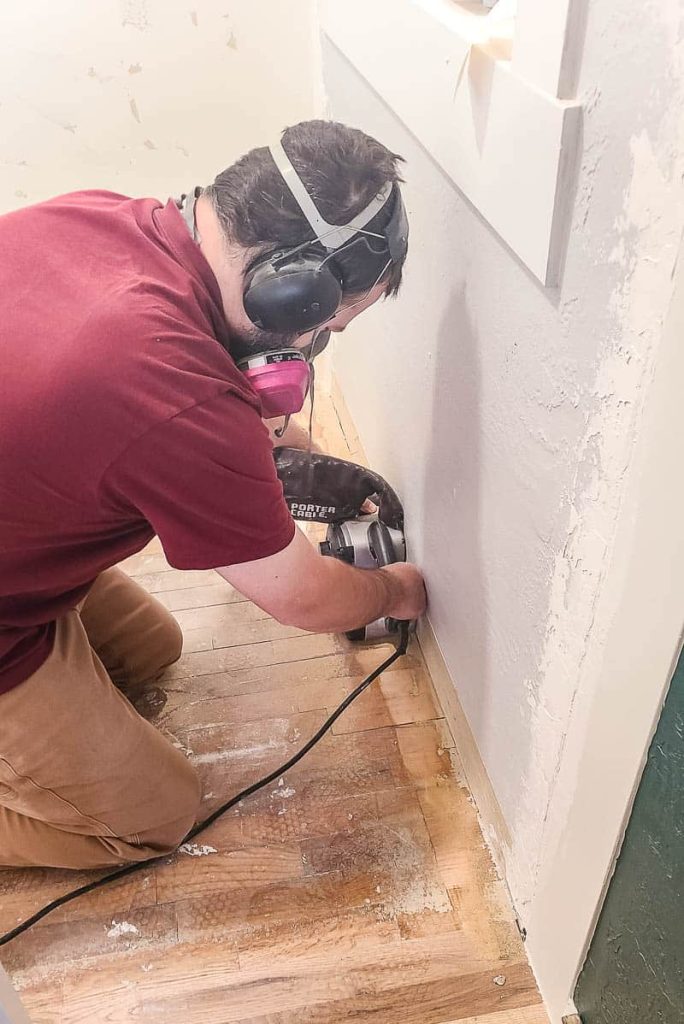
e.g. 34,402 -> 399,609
324,0 -> 683,931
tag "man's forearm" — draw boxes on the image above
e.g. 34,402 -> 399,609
276,554 -> 399,633
218,527 -> 425,634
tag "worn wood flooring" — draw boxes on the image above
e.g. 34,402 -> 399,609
0,395 -> 546,1023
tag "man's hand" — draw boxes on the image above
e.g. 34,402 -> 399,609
380,563 -> 427,621
218,528 -> 427,633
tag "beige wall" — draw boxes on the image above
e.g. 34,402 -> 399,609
0,0 -> 318,212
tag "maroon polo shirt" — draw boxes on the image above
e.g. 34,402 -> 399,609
0,190 -> 295,693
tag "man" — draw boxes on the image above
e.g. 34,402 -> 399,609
0,120 -> 427,870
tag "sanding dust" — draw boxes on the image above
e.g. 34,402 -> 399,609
170,739 -> 194,758
318,821 -> 451,920
107,920 -> 139,938
192,738 -> 280,764
366,823 -> 450,921
271,778 -> 296,799
179,843 -> 218,857
373,826 -> 451,917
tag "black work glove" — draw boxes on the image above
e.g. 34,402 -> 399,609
273,447 -> 404,531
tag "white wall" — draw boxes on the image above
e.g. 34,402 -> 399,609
0,0 -> 319,213
322,0 -> 683,1012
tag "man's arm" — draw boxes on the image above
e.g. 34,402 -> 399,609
218,527 -> 426,633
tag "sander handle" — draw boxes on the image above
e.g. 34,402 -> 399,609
368,520 -> 399,568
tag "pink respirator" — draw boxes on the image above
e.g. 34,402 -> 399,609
237,330 -> 330,420
238,349 -> 311,419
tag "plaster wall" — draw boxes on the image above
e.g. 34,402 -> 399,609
0,0 -> 318,213
323,0 -> 683,991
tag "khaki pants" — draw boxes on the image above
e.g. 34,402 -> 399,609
0,569 -> 201,869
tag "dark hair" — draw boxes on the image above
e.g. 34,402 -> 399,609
204,119 -> 406,297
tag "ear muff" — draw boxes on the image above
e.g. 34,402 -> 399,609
243,249 -> 343,333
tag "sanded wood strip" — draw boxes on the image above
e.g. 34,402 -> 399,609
439,1008 -> 549,1024
156,844 -> 305,904
130,959 -> 539,1024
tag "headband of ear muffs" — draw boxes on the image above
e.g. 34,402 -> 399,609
242,139 -> 404,335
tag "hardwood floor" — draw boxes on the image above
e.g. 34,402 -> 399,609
0,396 -> 546,1024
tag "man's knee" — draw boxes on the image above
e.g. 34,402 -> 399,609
128,607 -> 184,688
155,612 -> 184,672
83,568 -> 185,688
125,752 -> 202,856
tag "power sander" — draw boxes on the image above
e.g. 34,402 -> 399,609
273,446 -> 408,640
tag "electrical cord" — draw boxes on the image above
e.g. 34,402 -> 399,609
0,622 -> 410,948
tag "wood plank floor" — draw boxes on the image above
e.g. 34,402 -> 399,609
0,396 -> 546,1024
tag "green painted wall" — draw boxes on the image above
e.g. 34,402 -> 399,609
575,646 -> 684,1023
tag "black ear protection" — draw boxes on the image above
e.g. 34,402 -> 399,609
242,248 -> 345,334
242,138 -> 408,334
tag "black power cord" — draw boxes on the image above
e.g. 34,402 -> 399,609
0,622 -> 409,948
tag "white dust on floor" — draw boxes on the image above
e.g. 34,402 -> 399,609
107,920 -> 140,938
